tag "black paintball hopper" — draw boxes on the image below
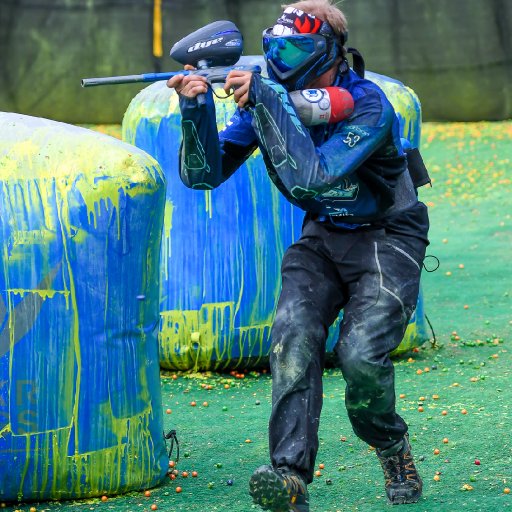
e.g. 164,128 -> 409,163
170,20 -> 244,68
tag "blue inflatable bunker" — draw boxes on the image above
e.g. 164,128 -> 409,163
122,58 -> 428,371
0,113 -> 168,501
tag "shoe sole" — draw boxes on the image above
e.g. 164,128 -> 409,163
388,480 -> 423,505
249,466 -> 296,512
389,495 -> 421,505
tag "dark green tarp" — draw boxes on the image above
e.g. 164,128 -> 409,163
1,0 -> 510,122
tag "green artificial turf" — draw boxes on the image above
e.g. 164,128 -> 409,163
4,121 -> 511,512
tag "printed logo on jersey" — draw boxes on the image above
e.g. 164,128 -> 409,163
342,126 -> 370,148
319,178 -> 359,201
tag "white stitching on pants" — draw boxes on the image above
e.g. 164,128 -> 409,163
374,241 -> 405,312
390,244 -> 421,271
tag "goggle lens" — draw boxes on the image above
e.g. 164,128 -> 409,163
263,35 -> 318,72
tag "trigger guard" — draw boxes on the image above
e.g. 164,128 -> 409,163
207,75 -> 226,85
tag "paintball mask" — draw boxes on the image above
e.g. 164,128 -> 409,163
263,7 -> 345,91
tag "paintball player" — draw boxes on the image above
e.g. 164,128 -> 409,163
167,0 -> 429,510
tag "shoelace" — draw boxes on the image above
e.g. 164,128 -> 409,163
283,473 -> 306,496
382,455 -> 404,478
380,451 -> 416,483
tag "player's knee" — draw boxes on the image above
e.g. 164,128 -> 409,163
337,344 -> 385,386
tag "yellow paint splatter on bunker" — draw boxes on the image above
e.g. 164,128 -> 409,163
0,113 -> 168,501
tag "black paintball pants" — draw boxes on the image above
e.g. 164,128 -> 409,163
268,217 -> 428,484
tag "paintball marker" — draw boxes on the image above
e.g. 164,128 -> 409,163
81,20 -> 354,124
81,20 -> 259,106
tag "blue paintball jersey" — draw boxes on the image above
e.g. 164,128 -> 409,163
178,67 -> 421,227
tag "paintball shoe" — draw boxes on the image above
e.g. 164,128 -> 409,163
249,465 -> 309,512
376,435 -> 423,505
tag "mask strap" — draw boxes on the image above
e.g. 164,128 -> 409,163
346,47 -> 365,78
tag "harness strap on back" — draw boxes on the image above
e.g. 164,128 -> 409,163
346,47 -> 365,78
405,148 -> 432,188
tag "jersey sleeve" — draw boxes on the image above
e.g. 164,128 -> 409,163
178,90 -> 258,190
248,73 -> 395,200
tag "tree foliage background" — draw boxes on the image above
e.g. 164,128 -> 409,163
0,0 -> 510,123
